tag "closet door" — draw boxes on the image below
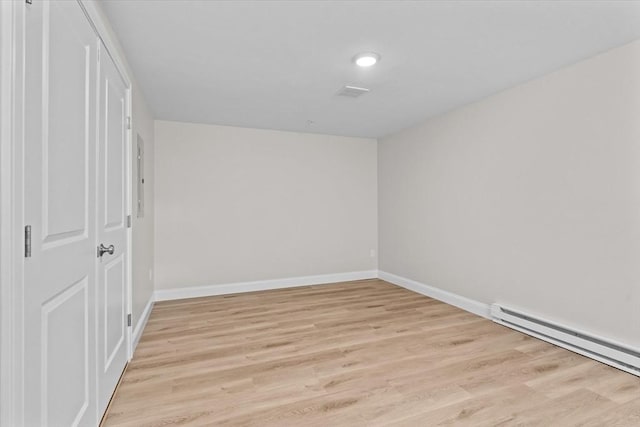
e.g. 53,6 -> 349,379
23,1 -> 99,425
96,42 -> 130,416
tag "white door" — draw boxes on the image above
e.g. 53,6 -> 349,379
23,1 -> 131,425
96,42 -> 130,416
23,1 -> 98,425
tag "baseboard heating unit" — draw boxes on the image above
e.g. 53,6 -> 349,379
491,304 -> 640,377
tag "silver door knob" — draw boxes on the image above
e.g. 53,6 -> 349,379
97,243 -> 115,258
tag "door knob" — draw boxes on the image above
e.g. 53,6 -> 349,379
97,243 -> 115,258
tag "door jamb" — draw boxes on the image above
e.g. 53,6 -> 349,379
0,1 -> 25,426
126,86 -> 133,359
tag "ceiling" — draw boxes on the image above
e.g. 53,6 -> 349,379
101,1 -> 640,138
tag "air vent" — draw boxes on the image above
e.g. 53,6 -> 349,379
337,85 -> 370,98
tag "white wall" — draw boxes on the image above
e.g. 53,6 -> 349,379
154,121 -> 377,291
379,40 -> 640,348
131,92 -> 155,326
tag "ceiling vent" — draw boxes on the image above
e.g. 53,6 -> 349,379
337,85 -> 370,98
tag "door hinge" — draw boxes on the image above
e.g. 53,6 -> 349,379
126,116 -> 132,130
24,225 -> 32,258
127,215 -> 132,228
127,313 -> 132,327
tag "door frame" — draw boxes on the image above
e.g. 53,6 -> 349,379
0,1 -> 134,424
1,1 -> 25,425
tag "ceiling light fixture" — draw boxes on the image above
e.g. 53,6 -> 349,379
353,52 -> 380,67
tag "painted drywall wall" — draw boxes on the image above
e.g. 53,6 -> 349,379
131,91 -> 155,327
379,40 -> 640,348
90,1 -> 155,328
154,121 -> 377,290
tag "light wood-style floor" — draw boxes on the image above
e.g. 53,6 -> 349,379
103,279 -> 640,426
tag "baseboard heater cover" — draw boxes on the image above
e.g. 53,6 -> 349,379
491,304 -> 640,377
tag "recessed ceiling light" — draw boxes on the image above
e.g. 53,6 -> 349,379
353,52 -> 380,67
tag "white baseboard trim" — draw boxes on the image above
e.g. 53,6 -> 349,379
378,270 -> 491,319
154,270 -> 379,302
132,297 -> 154,352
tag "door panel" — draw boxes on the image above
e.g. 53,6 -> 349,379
24,1 -> 98,425
103,254 -> 126,371
97,42 -> 130,416
43,4 -> 90,243
104,80 -> 126,230
41,278 -> 89,426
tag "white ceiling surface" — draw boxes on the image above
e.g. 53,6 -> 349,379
101,1 -> 640,138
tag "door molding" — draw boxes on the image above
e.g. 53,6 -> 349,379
0,1 -> 25,425
77,1 -> 132,90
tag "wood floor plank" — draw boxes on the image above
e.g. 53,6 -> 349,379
103,279 -> 640,426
